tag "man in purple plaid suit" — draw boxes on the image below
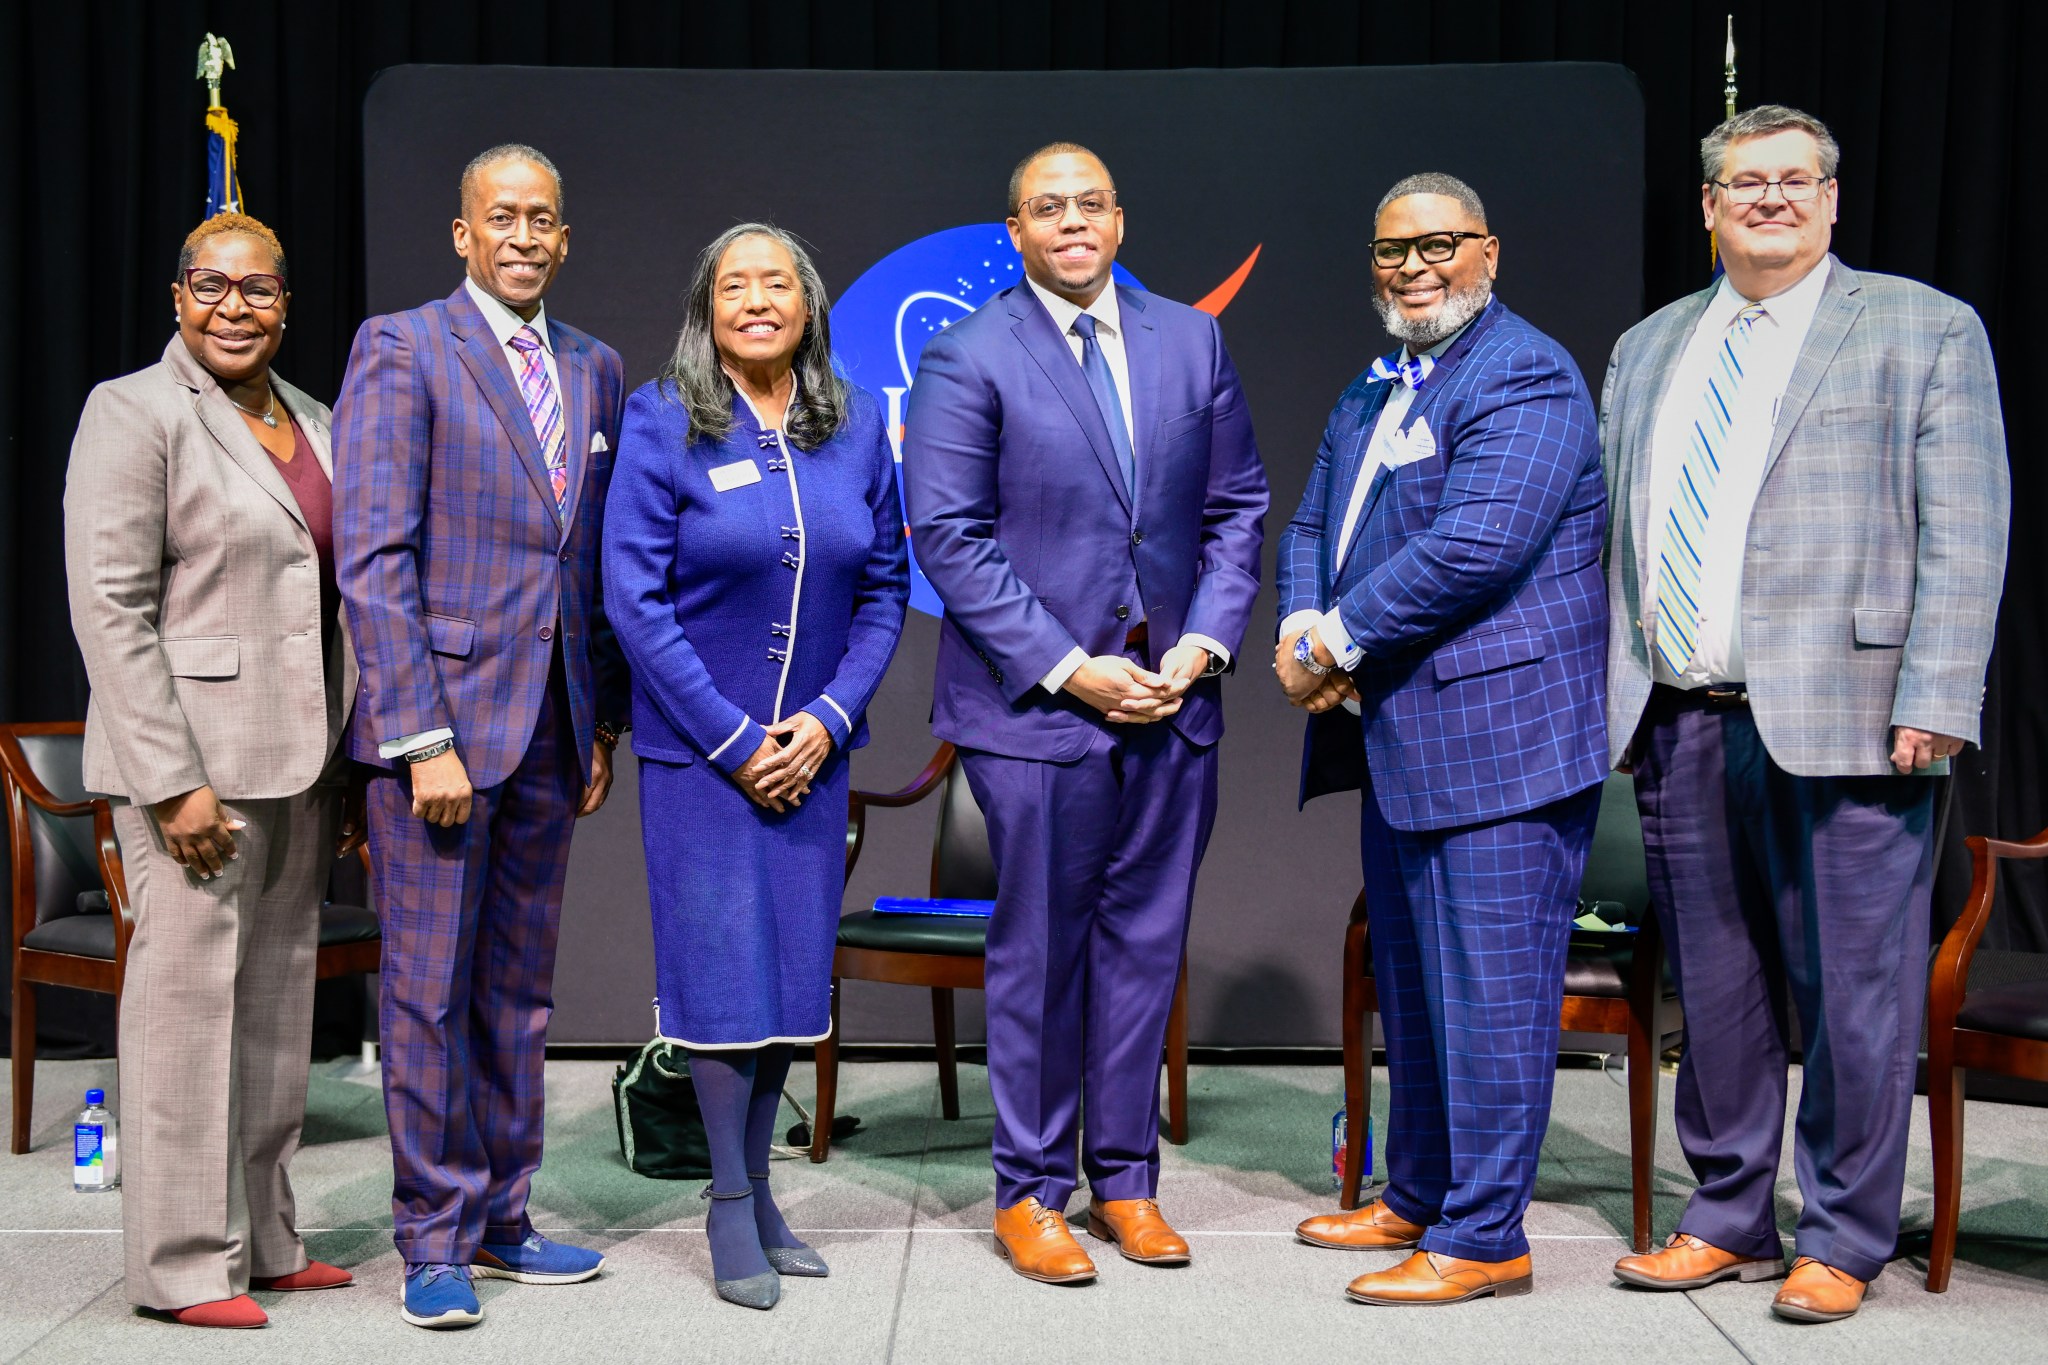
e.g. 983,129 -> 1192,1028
1275,174 -> 1608,1306
333,145 -> 629,1329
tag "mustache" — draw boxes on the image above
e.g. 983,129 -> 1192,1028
1375,277 -> 1493,349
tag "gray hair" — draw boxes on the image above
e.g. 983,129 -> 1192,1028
1374,173 -> 1487,229
658,223 -> 849,453
459,143 -> 565,219
1701,104 -> 1840,182
1007,142 -> 1111,217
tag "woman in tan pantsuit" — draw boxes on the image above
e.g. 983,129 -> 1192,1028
64,214 -> 362,1329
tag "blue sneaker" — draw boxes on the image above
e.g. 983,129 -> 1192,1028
472,1232 -> 606,1285
400,1262 -> 480,1329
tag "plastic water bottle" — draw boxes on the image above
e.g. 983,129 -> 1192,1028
73,1088 -> 119,1193
1330,1102 -> 1374,1192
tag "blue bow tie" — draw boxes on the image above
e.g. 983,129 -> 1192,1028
1368,353 -> 1435,390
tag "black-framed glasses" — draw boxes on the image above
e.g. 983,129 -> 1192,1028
1015,188 -> 1117,223
182,268 -> 285,309
1370,231 -> 1488,269
1710,175 -> 1830,204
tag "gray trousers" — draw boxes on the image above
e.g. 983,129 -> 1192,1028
113,786 -> 338,1310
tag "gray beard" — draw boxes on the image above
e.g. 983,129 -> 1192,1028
1374,278 -> 1492,350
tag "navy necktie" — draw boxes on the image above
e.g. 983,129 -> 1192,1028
1071,313 -> 1136,500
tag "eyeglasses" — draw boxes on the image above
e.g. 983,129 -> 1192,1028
182,268 -> 285,309
1370,231 -> 1489,269
1015,189 -> 1117,224
1710,176 -> 1830,204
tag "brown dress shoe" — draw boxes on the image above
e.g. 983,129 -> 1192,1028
1613,1233 -> 1786,1290
993,1199 -> 1097,1285
1085,1198 -> 1190,1265
1345,1250 -> 1533,1305
1296,1199 -> 1426,1251
1771,1257 -> 1867,1322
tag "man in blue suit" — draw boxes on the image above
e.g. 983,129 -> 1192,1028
903,143 -> 1267,1284
1278,173 -> 1607,1305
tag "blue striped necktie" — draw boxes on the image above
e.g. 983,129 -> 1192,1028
1653,301 -> 1767,676
1070,313 -> 1136,499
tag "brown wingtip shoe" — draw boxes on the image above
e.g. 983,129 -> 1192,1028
1085,1198 -> 1191,1265
993,1199 -> 1097,1285
1770,1257 -> 1867,1323
1614,1233 -> 1786,1290
1345,1250 -> 1533,1305
1296,1199 -> 1426,1251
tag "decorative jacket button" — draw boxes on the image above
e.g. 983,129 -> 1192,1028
1115,605 -> 1130,620
1131,530 -> 1144,546
539,625 -> 554,641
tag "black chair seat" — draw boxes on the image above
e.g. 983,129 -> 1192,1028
1957,980 -> 2048,1041
21,913 -> 115,960
23,904 -> 377,960
320,901 -> 380,946
837,908 -> 988,957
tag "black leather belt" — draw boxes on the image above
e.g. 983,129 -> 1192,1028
1654,683 -> 1750,711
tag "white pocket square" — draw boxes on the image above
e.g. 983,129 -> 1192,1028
1387,416 -> 1436,468
590,432 -> 609,453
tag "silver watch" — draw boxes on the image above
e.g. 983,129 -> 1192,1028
1293,631 -> 1333,676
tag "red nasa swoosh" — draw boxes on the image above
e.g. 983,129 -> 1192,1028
1193,244 -> 1261,316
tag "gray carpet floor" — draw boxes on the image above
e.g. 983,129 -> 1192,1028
2,1055 -> 2043,1363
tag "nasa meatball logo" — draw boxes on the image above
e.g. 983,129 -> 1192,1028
831,224 -> 1258,616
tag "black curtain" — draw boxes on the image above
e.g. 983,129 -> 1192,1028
4,0 -> 2041,947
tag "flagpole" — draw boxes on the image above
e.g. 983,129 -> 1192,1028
1712,16 -> 1739,271
197,33 -> 242,216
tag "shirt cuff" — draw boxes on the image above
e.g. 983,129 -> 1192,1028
1278,609 -> 1324,643
379,727 -> 454,760
1040,646 -> 1089,696
1178,633 -> 1232,676
1314,610 -> 1364,672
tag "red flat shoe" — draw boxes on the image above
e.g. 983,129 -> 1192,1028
165,1294 -> 269,1328
253,1260 -> 355,1291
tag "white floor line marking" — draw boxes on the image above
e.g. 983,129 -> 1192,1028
0,1226 -> 1634,1240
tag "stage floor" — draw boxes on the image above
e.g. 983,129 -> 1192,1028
2,1057 -> 2043,1363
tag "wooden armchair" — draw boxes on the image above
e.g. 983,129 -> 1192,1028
1925,826 -> 2048,1291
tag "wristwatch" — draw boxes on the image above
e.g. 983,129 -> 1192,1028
404,738 -> 454,763
1292,631 -> 1333,677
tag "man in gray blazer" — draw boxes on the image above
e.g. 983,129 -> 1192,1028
1599,106 -> 2008,1322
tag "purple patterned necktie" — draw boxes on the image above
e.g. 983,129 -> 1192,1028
507,324 -> 567,510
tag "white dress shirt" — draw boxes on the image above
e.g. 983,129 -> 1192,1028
1643,258 -> 1829,687
1279,324 -> 1465,672
1022,277 -> 1233,694
379,278 -> 564,759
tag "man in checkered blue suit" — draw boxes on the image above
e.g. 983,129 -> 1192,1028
1275,173 -> 1608,1306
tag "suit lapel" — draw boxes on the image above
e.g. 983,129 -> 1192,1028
1327,380 -> 1396,584
551,323 -> 592,540
1007,288 -> 1132,517
1762,257 -> 1862,484
1626,288 -> 1716,570
1121,287 -> 1159,523
273,377 -> 333,478
448,288 -> 563,518
191,384 -> 308,532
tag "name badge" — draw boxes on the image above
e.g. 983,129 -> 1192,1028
708,459 -> 762,492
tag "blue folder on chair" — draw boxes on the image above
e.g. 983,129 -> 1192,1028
872,897 -> 997,918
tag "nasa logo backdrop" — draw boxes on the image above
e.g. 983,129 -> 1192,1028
362,63 -> 1644,1046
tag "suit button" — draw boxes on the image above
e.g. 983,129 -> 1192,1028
1131,530 -> 1144,546
539,625 -> 554,641
1115,605 -> 1130,620
560,550 -> 570,562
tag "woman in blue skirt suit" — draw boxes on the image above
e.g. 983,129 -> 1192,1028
604,224 -> 909,1309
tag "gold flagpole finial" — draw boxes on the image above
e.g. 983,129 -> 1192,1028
196,33 -> 235,111
1720,15 -> 1736,121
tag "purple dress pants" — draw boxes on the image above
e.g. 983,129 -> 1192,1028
1633,686 -> 1934,1283
960,719 -> 1218,1212
366,661 -> 580,1264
